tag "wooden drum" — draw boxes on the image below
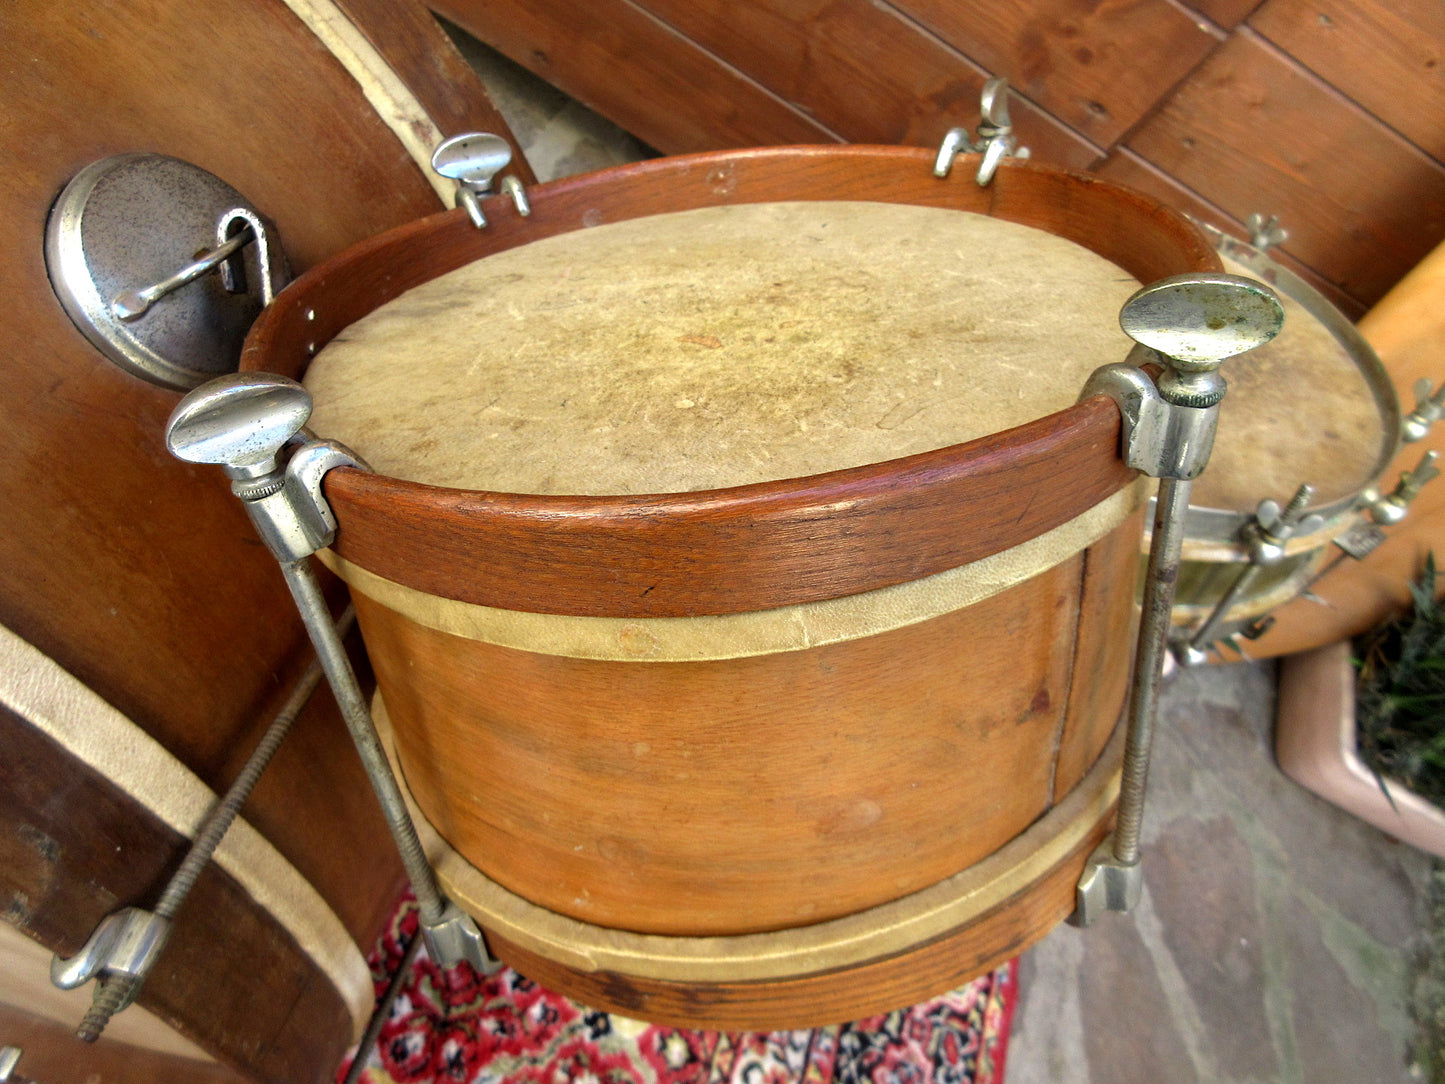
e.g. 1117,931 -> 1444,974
244,147 -> 1219,1028
1171,224 -> 1400,657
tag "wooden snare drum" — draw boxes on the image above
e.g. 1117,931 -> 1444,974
1170,224 -> 1400,660
244,147 -> 1218,1028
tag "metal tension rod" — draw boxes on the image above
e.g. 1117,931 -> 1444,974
165,373 -> 497,974
51,610 -> 352,1041
1074,273 -> 1284,924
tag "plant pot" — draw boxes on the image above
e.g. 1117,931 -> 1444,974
1276,640 -> 1445,859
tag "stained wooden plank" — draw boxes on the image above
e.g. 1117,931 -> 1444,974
626,0 -> 1098,168
334,0 -> 537,183
1125,30 -> 1445,305
430,0 -> 837,154
1096,147 -> 1368,319
888,0 -> 1220,147
1250,0 -> 1445,164
1188,0 -> 1267,30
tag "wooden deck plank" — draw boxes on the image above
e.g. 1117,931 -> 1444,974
1095,147 -> 1368,319
1249,0 -> 1445,164
431,0 -> 838,154
887,0 -> 1221,146
627,0 -> 1098,168
1125,29 -> 1445,305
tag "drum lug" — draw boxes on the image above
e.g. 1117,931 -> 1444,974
1366,449 -> 1441,526
165,374 -> 500,974
422,901 -> 503,975
1245,212 -> 1289,253
1073,274 -> 1284,923
50,907 -> 172,1040
50,907 -> 170,995
1174,484 -> 1324,666
1402,377 -> 1445,442
431,132 -> 532,229
1071,836 -> 1143,925
932,77 -> 1030,186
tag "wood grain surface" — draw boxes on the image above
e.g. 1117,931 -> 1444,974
889,0 -> 1220,147
0,1002 -> 245,1084
483,823 -> 1108,1030
1250,0 -> 1445,165
625,0 -> 1097,168
244,146 -> 1216,618
0,706 -> 354,1084
362,555 -> 1098,936
0,0 -> 517,1076
334,0 -> 537,183
1125,29 -> 1445,308
429,0 -> 835,153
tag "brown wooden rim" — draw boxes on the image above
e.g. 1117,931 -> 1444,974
244,146 -> 1219,618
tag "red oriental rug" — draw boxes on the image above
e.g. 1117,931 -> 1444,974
338,899 -> 1018,1084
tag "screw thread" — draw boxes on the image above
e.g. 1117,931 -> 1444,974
77,975 -> 136,1043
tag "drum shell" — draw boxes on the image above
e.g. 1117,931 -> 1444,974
345,509 -> 1142,939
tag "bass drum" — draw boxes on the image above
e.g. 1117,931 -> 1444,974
0,2 -> 525,1081
244,146 -> 1218,1028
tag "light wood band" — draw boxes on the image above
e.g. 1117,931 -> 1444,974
322,482 -> 1142,661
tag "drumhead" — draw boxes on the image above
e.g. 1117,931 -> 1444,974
304,200 -> 1140,495
1191,252 -> 1387,513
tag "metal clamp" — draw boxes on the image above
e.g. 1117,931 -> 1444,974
50,908 -> 171,1038
1173,484 -> 1324,667
933,77 -> 1030,186
1366,449 -> 1441,525
1402,377 -> 1445,442
0,1048 -> 20,1083
1246,212 -> 1288,252
1075,273 -> 1284,924
46,154 -> 289,390
165,374 -> 499,975
431,133 -> 531,229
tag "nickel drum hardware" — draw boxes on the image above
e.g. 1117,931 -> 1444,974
1169,217 -> 1445,666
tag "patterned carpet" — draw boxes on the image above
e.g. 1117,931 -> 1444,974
339,899 -> 1017,1084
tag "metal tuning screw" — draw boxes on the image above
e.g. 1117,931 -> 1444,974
1174,483 -> 1323,668
1367,449 -> 1441,525
1245,212 -> 1288,252
431,132 -> 531,229
933,77 -> 1030,185
165,374 -> 499,975
1075,273 -> 1284,925
1402,377 -> 1445,442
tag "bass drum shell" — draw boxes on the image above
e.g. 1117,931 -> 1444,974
0,2 -> 523,1080
244,146 -> 1219,1027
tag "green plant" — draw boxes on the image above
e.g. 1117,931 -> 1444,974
1355,554 -> 1445,809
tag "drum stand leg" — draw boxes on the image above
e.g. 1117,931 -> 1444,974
1073,273 -> 1285,925
162,374 -> 499,975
